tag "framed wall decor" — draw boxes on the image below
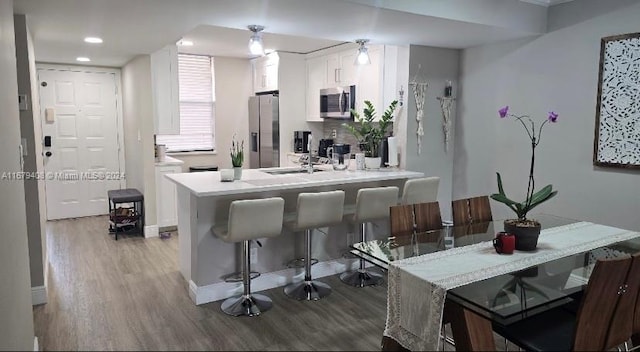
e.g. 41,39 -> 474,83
593,32 -> 640,169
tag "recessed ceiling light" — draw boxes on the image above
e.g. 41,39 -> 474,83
177,39 -> 194,46
84,37 -> 103,44
76,57 -> 91,62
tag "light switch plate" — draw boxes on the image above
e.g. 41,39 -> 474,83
18,95 -> 29,111
21,138 -> 28,156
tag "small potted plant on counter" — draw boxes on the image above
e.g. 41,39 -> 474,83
344,100 -> 398,169
230,135 -> 244,180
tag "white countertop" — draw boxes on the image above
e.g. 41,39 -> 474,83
165,166 -> 423,197
155,155 -> 184,166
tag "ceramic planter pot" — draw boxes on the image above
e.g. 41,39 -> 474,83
504,219 -> 541,251
233,167 -> 242,180
365,157 -> 381,170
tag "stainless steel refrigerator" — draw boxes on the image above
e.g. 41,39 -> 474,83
248,94 -> 279,169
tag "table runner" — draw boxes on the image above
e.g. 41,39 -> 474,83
384,221 -> 640,351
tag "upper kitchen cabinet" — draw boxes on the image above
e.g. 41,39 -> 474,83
305,45 -> 384,122
306,56 -> 327,122
151,45 -> 180,134
252,53 -> 279,93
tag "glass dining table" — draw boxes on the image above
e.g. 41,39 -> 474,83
349,214 -> 640,350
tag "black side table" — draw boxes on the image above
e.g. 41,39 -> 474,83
108,188 -> 144,240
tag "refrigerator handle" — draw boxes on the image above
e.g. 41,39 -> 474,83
251,132 -> 258,152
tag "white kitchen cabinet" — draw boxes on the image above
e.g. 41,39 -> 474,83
353,46 -> 383,120
325,51 -> 357,87
155,165 -> 181,228
306,56 -> 327,122
305,45 -> 384,121
252,53 -> 279,93
151,45 -> 180,135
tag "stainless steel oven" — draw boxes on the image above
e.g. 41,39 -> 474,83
320,85 -> 355,119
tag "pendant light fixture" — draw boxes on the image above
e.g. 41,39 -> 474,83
355,39 -> 371,65
248,25 -> 265,56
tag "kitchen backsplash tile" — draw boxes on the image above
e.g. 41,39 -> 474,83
322,119 -> 393,154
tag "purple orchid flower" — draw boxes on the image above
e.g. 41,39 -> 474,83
548,111 -> 558,123
499,106 -> 509,118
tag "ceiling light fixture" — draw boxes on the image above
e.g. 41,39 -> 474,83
248,25 -> 265,56
355,39 -> 371,65
84,37 -> 103,44
177,39 -> 194,46
76,57 -> 91,62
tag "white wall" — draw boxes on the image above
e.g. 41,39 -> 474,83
455,0 -> 640,230
278,53 -> 308,165
14,14 -> 47,296
0,0 -> 35,348
122,55 -> 156,226
172,57 -> 252,171
405,45 -> 460,220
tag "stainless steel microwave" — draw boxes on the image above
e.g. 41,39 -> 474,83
320,85 -> 355,119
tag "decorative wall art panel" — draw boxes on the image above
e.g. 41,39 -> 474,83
594,32 -> 640,168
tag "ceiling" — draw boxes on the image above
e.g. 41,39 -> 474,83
12,0 -> 572,67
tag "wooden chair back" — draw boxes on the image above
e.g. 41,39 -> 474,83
452,196 -> 493,225
389,204 -> 414,237
607,252 -> 640,348
572,256 -> 632,351
414,202 -> 442,233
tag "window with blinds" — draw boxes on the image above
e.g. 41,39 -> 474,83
157,54 -> 215,152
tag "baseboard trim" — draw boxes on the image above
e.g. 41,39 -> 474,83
144,225 -> 159,238
31,285 -> 47,306
34,336 -> 38,351
189,258 -> 363,305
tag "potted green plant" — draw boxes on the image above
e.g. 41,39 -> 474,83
490,106 -> 559,251
230,135 -> 244,180
344,100 -> 398,169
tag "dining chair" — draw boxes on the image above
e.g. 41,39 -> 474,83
400,176 -> 440,205
389,202 -> 442,248
605,252 -> 640,349
451,195 -> 492,226
492,255 -> 634,351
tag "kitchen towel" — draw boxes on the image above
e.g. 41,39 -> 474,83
387,136 -> 398,167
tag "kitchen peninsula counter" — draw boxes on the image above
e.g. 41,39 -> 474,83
166,166 -> 423,197
166,167 -> 423,305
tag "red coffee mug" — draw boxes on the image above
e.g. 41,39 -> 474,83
493,232 -> 515,254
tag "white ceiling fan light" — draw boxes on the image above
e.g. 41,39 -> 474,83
84,37 -> 103,44
248,25 -> 265,56
355,39 -> 371,65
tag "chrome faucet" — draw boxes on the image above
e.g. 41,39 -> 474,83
305,134 -> 314,174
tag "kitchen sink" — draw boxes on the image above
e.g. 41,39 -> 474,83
263,168 -> 324,175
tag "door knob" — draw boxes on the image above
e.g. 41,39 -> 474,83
45,151 -> 52,157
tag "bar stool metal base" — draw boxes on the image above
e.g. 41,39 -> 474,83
286,257 -> 319,268
221,271 -> 261,283
340,269 -> 384,287
220,293 -> 273,317
284,280 -> 332,301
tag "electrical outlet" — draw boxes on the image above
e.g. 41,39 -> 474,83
250,247 -> 258,263
332,129 -> 337,138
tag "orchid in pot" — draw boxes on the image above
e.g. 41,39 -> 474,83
490,106 -> 559,250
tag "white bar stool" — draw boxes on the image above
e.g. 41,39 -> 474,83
341,186 -> 399,287
284,190 -> 345,300
216,197 -> 285,317
401,176 -> 440,205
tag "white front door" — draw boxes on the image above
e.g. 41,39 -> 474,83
38,68 -> 122,220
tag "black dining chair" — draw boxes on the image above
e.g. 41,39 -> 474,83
493,254 -> 639,351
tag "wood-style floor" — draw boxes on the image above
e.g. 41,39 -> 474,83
33,216 -> 389,351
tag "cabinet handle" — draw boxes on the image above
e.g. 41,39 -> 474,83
334,68 -> 338,83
